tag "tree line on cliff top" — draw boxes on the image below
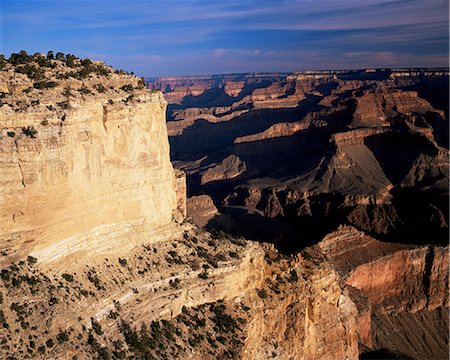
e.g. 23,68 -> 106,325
0,50 -> 135,78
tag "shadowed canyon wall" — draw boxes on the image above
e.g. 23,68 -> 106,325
151,68 -> 449,250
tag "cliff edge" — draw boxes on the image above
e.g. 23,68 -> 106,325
0,53 -> 181,267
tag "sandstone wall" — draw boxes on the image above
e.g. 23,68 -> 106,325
242,251 -> 359,360
0,92 -> 178,265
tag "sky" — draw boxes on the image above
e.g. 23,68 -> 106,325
1,0 -> 448,77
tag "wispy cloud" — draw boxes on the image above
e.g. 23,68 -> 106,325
1,0 -> 448,75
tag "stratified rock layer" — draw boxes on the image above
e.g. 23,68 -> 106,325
0,60 -> 179,266
156,68 -> 449,249
319,226 -> 449,360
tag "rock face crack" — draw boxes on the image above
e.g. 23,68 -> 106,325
102,105 -> 108,133
14,140 -> 26,188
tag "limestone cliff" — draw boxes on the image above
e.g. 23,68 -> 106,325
0,55 -> 180,266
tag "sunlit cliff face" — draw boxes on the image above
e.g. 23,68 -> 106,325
0,55 -> 178,265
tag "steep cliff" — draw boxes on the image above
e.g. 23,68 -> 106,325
319,226 -> 449,360
0,55 -> 180,267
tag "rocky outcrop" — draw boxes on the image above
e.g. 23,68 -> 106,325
242,249 -> 359,360
351,88 -> 444,128
148,73 -> 286,105
0,223 -> 267,359
199,154 -> 247,184
186,195 -> 218,227
318,226 -> 449,359
234,120 -> 310,143
174,169 -> 187,218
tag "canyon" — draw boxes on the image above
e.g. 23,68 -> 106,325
152,68 -> 449,358
0,53 -> 448,360
154,68 -> 449,249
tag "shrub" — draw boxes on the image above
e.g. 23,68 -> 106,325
33,80 -> 58,89
210,303 -> 238,333
55,52 -> 65,61
45,339 -> 54,348
56,72 -> 72,79
287,269 -> 298,283
138,77 -> 146,88
57,101 -> 70,109
76,60 -> 110,78
8,50 -> 33,65
95,84 -> 106,93
62,88 -> 72,97
78,86 -> 92,95
15,64 -> 44,80
62,273 -> 74,282
123,94 -> 134,103
256,288 -> 267,299
120,84 -> 134,92
36,56 -> 55,68
91,318 -> 103,335
65,54 -> 77,67
169,278 -> 180,288
56,330 -> 69,343
0,309 -> 6,324
198,270 -> 208,279
7,131 -> 15,138
87,271 -> 104,290
27,256 -> 38,265
0,269 -> 10,282
22,126 -> 38,138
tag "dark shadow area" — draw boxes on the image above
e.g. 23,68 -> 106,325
185,131 -> 329,201
384,186 -> 449,245
360,349 -> 413,360
168,79 -> 276,110
337,69 -> 392,81
201,183 -> 448,255
203,190 -> 354,254
315,81 -> 339,96
400,76 -> 449,121
423,111 -> 449,148
365,131 -> 438,184
180,87 -> 235,108
205,211 -> 293,246
169,94 -> 328,162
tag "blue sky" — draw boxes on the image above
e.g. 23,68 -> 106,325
1,0 -> 448,76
